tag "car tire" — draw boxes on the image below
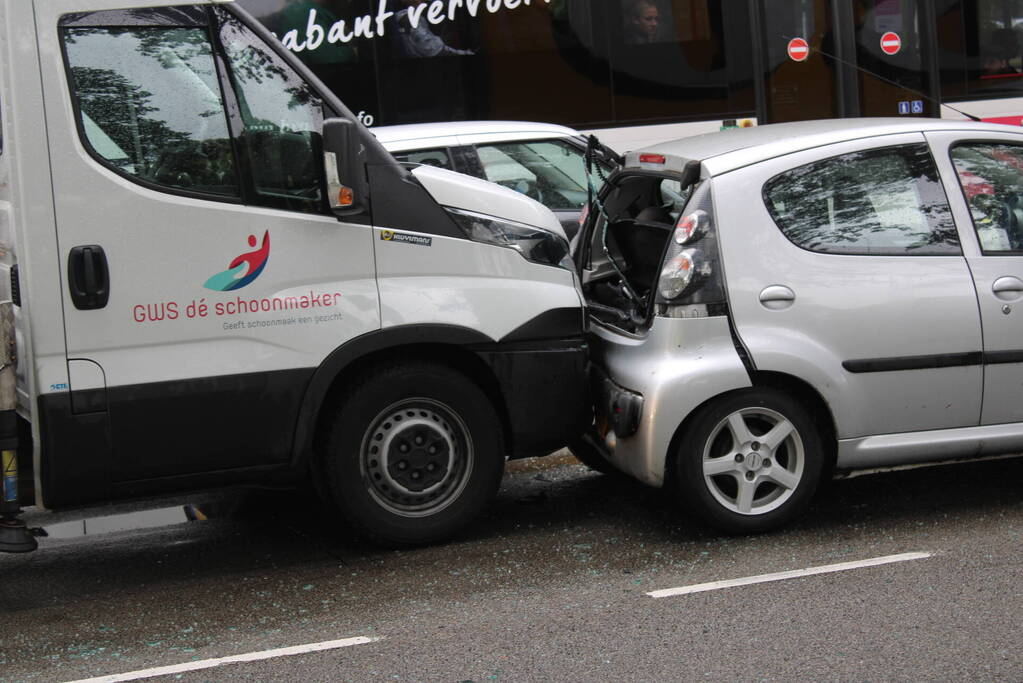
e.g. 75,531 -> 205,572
323,362 -> 505,545
673,387 -> 823,534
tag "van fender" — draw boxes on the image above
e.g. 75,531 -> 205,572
290,324 -> 494,468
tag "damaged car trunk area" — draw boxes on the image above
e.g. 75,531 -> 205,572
579,160 -> 723,333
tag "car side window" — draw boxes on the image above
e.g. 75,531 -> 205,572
950,143 -> 1023,253
392,148 -> 453,170
62,24 -> 239,198
476,140 -> 590,211
763,144 -> 959,255
216,8 -> 324,214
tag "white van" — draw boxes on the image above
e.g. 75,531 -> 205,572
0,0 -> 588,550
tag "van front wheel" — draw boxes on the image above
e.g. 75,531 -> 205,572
324,363 -> 504,545
674,388 -> 823,534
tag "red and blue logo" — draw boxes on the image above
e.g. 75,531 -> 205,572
203,231 -> 270,291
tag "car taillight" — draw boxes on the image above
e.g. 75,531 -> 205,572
658,250 -> 696,299
655,182 -> 725,311
673,209 -> 709,244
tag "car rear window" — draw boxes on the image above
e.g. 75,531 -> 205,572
763,143 -> 959,256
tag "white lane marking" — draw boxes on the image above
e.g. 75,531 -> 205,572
647,551 -> 933,598
62,636 -> 378,683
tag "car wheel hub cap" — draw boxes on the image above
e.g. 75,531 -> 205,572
700,406 -> 805,516
385,421 -> 452,492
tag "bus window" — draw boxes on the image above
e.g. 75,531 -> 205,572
939,0 -> 1023,103
854,0 -> 935,118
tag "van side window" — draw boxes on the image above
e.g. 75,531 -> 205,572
763,144 -> 959,256
950,143 -> 1023,253
216,9 -> 324,214
62,26 -> 239,198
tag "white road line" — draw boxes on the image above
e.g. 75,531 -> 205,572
647,551 -> 933,599
62,636 -> 378,683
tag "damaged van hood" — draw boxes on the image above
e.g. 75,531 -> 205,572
411,164 -> 567,240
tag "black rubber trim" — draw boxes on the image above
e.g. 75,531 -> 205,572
842,351 -> 983,373
984,350 -> 1023,365
39,368 -> 313,508
500,307 -> 584,343
60,7 -> 207,27
366,163 -> 464,239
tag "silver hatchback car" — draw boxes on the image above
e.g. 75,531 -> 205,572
578,118 -> 1023,534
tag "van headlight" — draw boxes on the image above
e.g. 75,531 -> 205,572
445,207 -> 572,269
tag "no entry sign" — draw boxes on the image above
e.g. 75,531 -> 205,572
787,37 -> 809,62
880,31 -> 901,55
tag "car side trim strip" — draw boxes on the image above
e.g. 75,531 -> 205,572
983,350 -> 1023,365
842,351 -> 983,373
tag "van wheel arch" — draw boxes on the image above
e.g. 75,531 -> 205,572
293,327 -> 512,474
664,371 -> 838,487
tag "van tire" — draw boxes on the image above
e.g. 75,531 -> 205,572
323,362 -> 504,546
673,388 -> 823,534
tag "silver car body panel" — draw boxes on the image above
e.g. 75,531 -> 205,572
713,132 -> 984,439
926,129 -> 1023,426
837,422 -> 1023,469
589,316 -> 751,487
637,118 -> 1023,177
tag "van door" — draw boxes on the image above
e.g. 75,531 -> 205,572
36,3 -> 378,486
715,133 -> 983,442
928,130 -> 1023,426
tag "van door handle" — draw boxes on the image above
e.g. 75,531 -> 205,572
759,285 -> 795,310
67,245 -> 110,310
992,276 -> 1023,301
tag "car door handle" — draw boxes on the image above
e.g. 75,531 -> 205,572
67,245 -> 110,310
759,285 -> 795,310
992,276 -> 1023,302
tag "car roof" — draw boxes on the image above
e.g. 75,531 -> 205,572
372,120 -> 583,149
628,118 -> 1023,175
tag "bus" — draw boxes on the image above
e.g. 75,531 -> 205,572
236,0 -> 1023,151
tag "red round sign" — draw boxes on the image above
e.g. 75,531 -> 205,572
880,31 -> 901,55
787,37 -> 809,62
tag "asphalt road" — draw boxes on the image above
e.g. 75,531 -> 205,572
1,452 -> 1021,682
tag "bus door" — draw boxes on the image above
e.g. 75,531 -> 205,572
754,0 -> 940,122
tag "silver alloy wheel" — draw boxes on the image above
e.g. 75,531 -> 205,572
701,406 -> 805,516
359,398 -> 473,518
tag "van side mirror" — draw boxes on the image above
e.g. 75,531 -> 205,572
322,118 -> 368,216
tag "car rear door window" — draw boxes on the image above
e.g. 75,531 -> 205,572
763,144 -> 959,255
476,140 -> 589,210
391,147 -> 453,170
950,143 -> 1023,253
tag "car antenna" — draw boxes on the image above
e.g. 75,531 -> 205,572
783,36 -> 982,122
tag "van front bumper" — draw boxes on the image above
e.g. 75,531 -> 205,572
475,338 -> 590,459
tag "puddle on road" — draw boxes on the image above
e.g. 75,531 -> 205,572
32,451 -> 586,540
40,504 -> 206,539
